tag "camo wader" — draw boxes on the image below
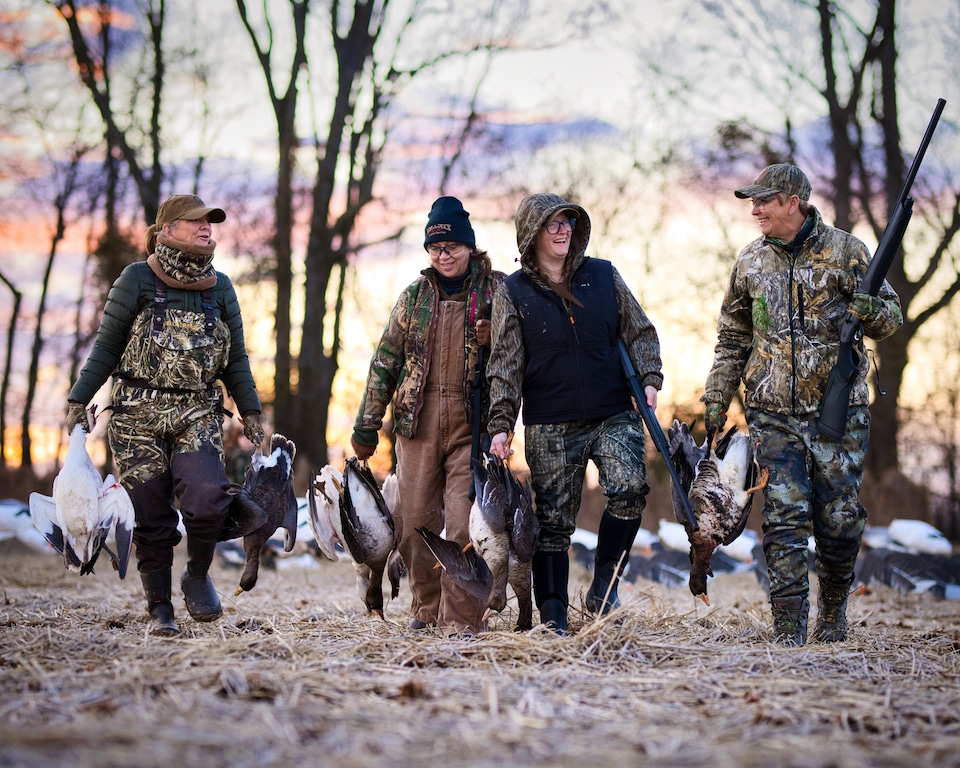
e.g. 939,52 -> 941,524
108,276 -> 234,627
748,406 -> 869,645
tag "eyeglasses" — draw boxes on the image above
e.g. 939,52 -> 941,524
427,243 -> 464,257
545,218 -> 576,234
750,195 -> 779,210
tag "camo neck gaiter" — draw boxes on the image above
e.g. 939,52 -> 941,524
148,233 -> 218,290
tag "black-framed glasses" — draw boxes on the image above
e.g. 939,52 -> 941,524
427,243 -> 464,256
545,218 -> 576,234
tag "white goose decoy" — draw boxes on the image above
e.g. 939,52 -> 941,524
887,519 -> 953,556
29,420 -> 135,578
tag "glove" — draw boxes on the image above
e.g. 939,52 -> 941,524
351,435 -> 376,461
849,292 -> 882,322
704,402 -> 727,434
241,411 -> 265,447
65,401 -> 89,434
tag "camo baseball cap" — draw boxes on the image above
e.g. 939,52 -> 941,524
156,194 -> 226,226
735,163 -> 811,201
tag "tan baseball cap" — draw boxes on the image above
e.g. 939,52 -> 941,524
156,194 -> 226,226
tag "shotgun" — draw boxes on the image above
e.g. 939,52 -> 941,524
817,98 -> 946,441
617,338 -> 698,531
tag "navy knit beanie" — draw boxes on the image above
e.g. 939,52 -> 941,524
423,196 -> 476,250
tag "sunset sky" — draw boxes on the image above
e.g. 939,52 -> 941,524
1,0 -> 958,473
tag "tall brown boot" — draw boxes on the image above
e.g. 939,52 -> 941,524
180,538 -> 222,621
141,570 -> 179,637
771,596 -> 809,647
814,579 -> 850,642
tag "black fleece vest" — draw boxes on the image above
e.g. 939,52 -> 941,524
504,258 -> 632,425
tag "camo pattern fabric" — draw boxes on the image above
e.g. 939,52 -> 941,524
355,257 -> 502,439
703,206 -> 902,415
524,410 -> 649,552
748,406 -> 869,600
108,384 -> 226,487
68,261 -> 260,416
117,305 -> 230,390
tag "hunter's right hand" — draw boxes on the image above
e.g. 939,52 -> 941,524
704,403 -> 727,434
489,432 -> 514,460
65,401 -> 88,434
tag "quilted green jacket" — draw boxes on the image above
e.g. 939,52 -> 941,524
68,260 -> 260,414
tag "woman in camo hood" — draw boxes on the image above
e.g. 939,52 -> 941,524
486,193 -> 663,633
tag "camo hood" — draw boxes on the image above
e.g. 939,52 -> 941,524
515,193 -> 591,274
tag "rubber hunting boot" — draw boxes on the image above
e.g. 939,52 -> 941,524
141,570 -> 179,637
585,512 -> 642,615
181,537 -> 223,621
533,550 -> 569,634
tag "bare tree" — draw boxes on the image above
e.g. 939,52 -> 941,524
235,0 -> 542,466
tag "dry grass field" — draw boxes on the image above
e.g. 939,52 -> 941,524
1,537 -> 959,768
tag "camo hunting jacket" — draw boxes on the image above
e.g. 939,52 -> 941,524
354,258 -> 502,441
68,261 -> 260,414
702,207 -> 902,416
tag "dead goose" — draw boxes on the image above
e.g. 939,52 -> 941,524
668,420 -> 768,605
29,417 -> 134,578
231,433 -> 299,595
338,457 -> 399,618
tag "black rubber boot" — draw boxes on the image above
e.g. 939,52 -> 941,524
141,570 -> 179,637
180,538 -> 223,622
771,595 -> 809,646
532,550 -> 569,634
584,512 -> 642,615
814,578 -> 850,642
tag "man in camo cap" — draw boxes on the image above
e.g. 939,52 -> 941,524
701,163 -> 902,646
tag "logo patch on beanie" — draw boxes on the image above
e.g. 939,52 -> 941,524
426,223 -> 453,236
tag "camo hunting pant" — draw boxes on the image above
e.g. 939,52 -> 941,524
747,406 -> 869,600
525,409 -> 649,553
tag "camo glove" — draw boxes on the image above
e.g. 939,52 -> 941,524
241,411 -> 265,448
65,401 -> 89,434
849,292 -> 883,322
704,402 -> 727,434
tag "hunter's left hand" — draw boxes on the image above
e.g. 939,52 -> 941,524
849,292 -> 883,322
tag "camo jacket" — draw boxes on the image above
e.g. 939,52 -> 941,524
68,261 -> 260,415
703,207 -> 902,416
354,257 -> 503,441
486,192 -> 663,437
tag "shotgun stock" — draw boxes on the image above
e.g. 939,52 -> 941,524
817,98 -> 946,441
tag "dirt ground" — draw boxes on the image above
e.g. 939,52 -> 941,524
1,537 -> 959,768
